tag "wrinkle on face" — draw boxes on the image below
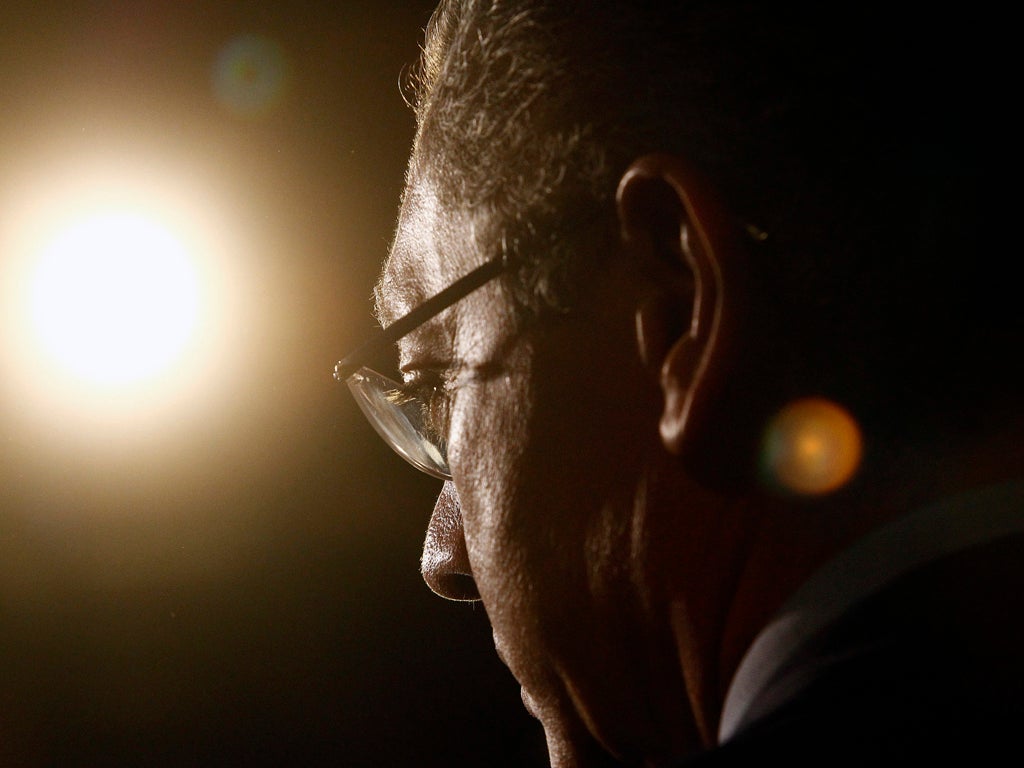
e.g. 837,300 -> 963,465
376,179 -> 449,328
380,169 -> 698,763
379,174 -> 520,378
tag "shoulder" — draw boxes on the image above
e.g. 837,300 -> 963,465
693,530 -> 1024,766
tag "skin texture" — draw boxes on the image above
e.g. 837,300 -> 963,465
379,158 -> 792,765
377,150 -> 978,764
368,5 -> 1021,765
383,177 -> 688,765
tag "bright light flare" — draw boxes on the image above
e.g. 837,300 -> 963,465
1,158 -> 247,441
761,397 -> 864,495
213,34 -> 290,118
29,211 -> 201,387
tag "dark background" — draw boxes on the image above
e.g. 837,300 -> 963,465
0,2 -> 548,765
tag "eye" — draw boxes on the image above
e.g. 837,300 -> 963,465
394,373 -> 454,446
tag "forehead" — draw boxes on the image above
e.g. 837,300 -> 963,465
375,173 -> 527,372
377,181 -> 444,327
376,175 -> 492,327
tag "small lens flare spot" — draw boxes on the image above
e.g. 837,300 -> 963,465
761,397 -> 863,495
212,33 -> 289,118
28,212 -> 201,387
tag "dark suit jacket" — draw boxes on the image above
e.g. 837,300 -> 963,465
685,487 -> 1024,765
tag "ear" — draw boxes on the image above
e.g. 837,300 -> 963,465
617,154 -> 748,459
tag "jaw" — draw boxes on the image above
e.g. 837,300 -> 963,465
420,207 -> 724,764
471,474 -> 703,766
489,600 -> 701,767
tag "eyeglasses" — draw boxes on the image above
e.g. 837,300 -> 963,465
335,222 -> 766,480
334,253 -> 515,480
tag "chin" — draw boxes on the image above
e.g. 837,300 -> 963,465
522,666 -> 693,768
534,707 -> 626,768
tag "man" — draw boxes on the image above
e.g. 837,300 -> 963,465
336,1 -> 1022,764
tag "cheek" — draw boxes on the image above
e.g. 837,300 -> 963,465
447,371 -> 535,588
449,370 -> 596,717
448,336 -> 656,624
449,359 -> 679,760
445,365 -> 579,654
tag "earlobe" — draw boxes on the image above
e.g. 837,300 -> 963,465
617,154 -> 746,458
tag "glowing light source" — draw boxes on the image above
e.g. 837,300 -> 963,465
28,211 -> 200,387
0,157 -> 248,441
761,397 -> 863,495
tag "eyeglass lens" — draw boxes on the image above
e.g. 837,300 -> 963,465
346,367 -> 452,480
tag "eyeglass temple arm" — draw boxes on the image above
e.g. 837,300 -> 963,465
334,254 -> 511,381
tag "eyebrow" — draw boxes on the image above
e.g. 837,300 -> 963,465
336,253 -> 512,381
372,260 -> 415,330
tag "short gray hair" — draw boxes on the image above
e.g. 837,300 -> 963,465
401,1 -> 867,312
397,0 -> 1016,432
405,0 -> 620,314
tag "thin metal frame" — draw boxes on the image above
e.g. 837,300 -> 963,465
334,253 -> 513,382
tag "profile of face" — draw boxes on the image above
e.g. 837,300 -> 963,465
357,1 -> 974,762
375,157 -> 754,765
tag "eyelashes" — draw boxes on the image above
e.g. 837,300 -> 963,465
392,354 -> 514,454
393,373 -> 455,447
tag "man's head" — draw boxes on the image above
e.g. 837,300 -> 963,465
366,1 -> 1013,764
396,0 -> 1010,443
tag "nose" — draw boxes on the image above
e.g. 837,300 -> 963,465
421,481 -> 480,601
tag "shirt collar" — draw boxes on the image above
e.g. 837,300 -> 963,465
719,479 -> 1024,742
